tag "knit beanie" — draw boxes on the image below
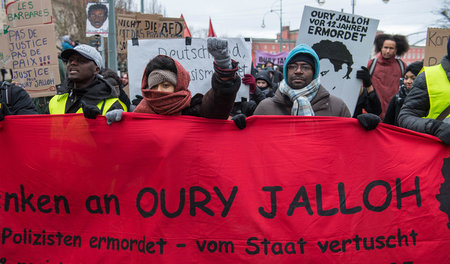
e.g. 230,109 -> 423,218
405,61 -> 423,76
146,70 -> 177,90
289,53 -> 315,75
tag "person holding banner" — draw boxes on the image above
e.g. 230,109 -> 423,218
0,81 -> 38,120
48,44 -> 127,118
384,61 -> 423,126
106,38 -> 242,126
254,44 -> 351,117
398,38 -> 450,145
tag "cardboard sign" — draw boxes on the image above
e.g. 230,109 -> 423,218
116,13 -> 184,55
127,38 -> 252,101
5,0 -> 52,28
6,23 -> 59,96
424,28 -> 450,66
5,0 -> 59,97
0,114 -> 450,263
255,51 -> 289,66
86,2 -> 109,37
297,6 -> 379,115
0,30 -> 12,68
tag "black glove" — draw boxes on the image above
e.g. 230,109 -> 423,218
232,114 -> 246,129
357,113 -> 380,131
241,100 -> 257,117
81,100 -> 101,119
435,122 -> 450,145
356,66 -> 372,87
132,95 -> 143,106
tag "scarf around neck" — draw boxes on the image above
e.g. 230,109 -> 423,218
134,89 -> 191,115
280,77 -> 320,116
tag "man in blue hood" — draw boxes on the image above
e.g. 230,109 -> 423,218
254,44 -> 350,117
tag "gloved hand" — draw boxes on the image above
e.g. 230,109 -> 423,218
357,113 -> 381,130
207,38 -> 231,69
435,122 -> 450,145
242,74 -> 256,93
232,113 -> 246,129
105,109 -> 124,125
81,100 -> 101,119
132,95 -> 143,106
356,66 -> 372,87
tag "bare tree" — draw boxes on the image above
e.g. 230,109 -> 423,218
52,0 -> 89,47
146,0 -> 165,15
190,27 -> 209,38
437,0 -> 450,26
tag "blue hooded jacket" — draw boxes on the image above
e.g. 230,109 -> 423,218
283,44 -> 320,83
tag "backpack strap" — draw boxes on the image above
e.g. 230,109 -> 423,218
0,81 -> 11,106
397,59 -> 405,75
436,105 -> 450,121
368,58 -> 377,76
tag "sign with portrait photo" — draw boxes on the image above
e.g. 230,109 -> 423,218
297,6 -> 379,115
86,2 -> 109,37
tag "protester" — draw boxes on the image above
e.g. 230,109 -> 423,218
106,38 -> 242,126
100,68 -> 131,111
384,61 -> 423,126
263,67 -> 279,92
254,44 -> 351,117
61,35 -> 73,51
48,44 -> 126,118
398,38 -> 450,145
0,81 -> 38,120
368,33 -> 409,119
243,71 -> 274,105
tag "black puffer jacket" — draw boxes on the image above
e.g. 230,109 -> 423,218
398,56 -> 450,135
0,81 -> 38,115
55,75 -> 124,114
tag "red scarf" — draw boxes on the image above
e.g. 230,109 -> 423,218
134,89 -> 191,115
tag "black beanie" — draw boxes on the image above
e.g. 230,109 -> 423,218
405,61 -> 423,76
289,53 -> 315,74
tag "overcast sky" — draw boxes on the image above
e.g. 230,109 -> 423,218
141,0 -> 444,46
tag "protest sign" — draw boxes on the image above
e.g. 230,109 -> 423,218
5,0 -> 52,28
424,28 -> 450,66
297,6 -> 379,116
6,0 -> 59,97
255,51 -> 289,66
116,13 -> 184,55
86,2 -> 109,37
0,114 -> 449,263
127,38 -> 252,101
0,28 -> 12,69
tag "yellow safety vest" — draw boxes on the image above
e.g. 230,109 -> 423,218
49,93 -> 127,115
424,64 -> 450,119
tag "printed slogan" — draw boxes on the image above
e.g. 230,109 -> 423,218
5,0 -> 60,97
297,6 -> 379,116
0,114 -> 449,263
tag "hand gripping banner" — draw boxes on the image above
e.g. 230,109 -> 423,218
0,114 -> 449,263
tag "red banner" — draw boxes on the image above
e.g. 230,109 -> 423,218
1,114 -> 450,263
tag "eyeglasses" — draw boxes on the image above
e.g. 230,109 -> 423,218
287,64 -> 313,72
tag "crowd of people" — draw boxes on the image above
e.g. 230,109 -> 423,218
1,34 -> 449,145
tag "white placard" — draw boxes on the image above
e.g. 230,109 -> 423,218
297,6 -> 379,115
86,2 -> 109,37
127,38 -> 252,102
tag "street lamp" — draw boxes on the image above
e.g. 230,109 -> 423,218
261,0 -> 326,52
320,0 -> 390,14
261,0 -> 283,52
